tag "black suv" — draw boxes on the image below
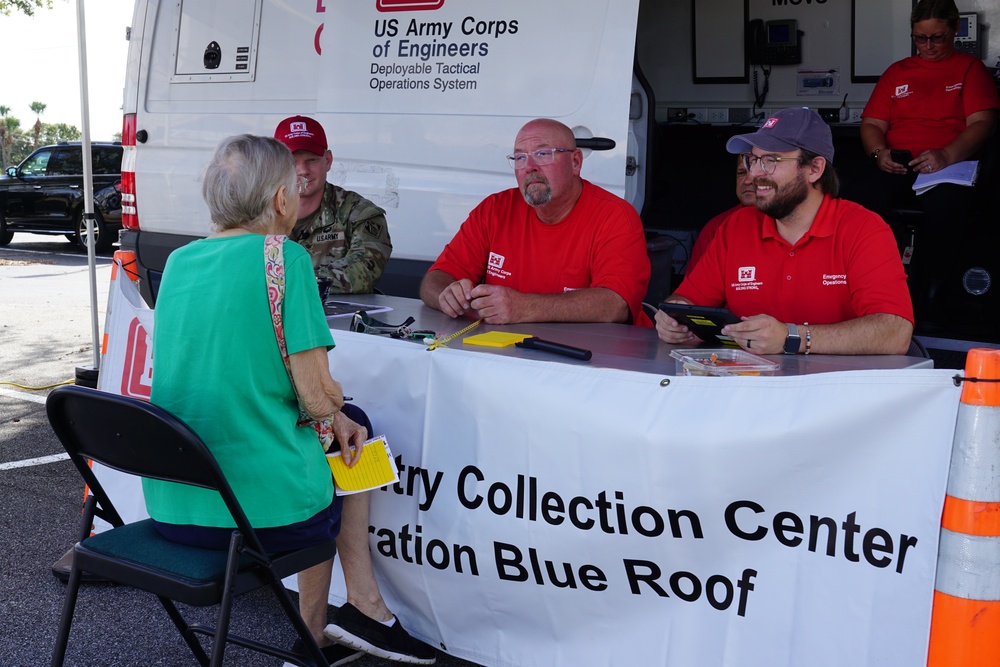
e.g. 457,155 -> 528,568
0,142 -> 123,252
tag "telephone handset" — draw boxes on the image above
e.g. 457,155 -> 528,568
747,18 -> 802,66
748,19 -> 766,66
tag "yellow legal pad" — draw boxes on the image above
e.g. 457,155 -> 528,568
326,435 -> 399,495
462,331 -> 532,348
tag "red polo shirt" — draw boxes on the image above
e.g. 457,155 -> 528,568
862,53 -> 1000,156
674,195 -> 913,325
429,180 -> 652,326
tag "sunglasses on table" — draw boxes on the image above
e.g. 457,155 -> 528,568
349,310 -> 435,340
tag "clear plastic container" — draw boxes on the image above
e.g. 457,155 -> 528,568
670,348 -> 779,376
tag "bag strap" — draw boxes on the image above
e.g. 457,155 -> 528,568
265,236 -> 340,450
264,235 -> 312,423
264,234 -> 291,367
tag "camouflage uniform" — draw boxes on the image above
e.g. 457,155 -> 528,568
291,183 -> 392,293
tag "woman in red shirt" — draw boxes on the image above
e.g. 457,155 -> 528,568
844,0 -> 999,319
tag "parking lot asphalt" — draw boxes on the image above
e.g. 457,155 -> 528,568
0,237 -> 482,667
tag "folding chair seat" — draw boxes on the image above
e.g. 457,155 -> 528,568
47,384 -> 337,667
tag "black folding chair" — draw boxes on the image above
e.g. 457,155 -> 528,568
906,336 -> 931,359
47,385 -> 337,666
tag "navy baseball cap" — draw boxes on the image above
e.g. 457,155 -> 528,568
726,107 -> 834,163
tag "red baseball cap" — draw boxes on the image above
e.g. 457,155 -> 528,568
274,115 -> 327,155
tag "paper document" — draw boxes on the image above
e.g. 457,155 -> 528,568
326,435 -> 399,495
912,160 -> 978,195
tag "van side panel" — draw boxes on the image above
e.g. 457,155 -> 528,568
124,0 -> 641,299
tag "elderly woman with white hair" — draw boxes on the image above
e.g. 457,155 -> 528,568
142,134 -> 434,666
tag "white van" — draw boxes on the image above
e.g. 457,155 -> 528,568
120,0 -> 1000,364
120,0 -> 657,302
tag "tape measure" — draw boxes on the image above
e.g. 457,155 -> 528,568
426,319 -> 482,351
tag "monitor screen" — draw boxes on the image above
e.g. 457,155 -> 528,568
768,23 -> 790,44
956,17 -> 969,39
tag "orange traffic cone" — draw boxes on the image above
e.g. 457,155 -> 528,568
101,249 -> 138,356
927,348 -> 1000,665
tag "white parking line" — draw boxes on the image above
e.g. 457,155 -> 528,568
0,247 -> 113,261
0,453 -> 70,470
0,386 -> 47,404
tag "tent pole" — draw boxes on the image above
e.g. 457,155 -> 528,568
75,0 -> 101,372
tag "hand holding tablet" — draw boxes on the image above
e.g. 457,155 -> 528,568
657,302 -> 741,347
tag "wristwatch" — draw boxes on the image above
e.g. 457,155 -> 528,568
871,147 -> 883,161
783,323 -> 801,354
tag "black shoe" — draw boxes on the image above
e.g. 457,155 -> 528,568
281,638 -> 363,667
324,603 -> 436,664
51,547 -> 108,583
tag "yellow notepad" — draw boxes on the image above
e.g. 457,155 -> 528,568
463,331 -> 531,348
326,435 -> 399,495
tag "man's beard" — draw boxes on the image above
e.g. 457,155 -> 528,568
756,170 -> 808,220
522,174 -> 552,206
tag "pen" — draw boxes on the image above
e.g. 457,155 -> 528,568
515,337 -> 593,361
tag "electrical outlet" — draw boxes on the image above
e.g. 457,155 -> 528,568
667,107 -> 688,122
729,107 -> 753,124
688,108 -> 708,123
847,108 -> 863,123
708,108 -> 729,123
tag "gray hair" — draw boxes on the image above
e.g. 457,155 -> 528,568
202,134 -> 296,232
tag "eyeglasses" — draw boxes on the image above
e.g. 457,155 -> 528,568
350,310 -> 435,340
911,32 -> 950,45
507,148 -> 574,170
295,177 -> 309,195
740,153 -> 803,175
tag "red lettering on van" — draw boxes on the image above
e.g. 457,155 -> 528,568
377,0 -> 444,12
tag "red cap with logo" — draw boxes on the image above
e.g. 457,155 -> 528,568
274,115 -> 327,155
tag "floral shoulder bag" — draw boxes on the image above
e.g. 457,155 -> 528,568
263,234 -> 337,452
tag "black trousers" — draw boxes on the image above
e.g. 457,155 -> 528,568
841,163 -> 977,284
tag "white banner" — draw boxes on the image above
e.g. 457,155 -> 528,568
94,270 -> 152,529
92,291 -> 963,666
326,333 -> 962,667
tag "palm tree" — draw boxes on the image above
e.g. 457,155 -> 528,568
30,100 -> 46,149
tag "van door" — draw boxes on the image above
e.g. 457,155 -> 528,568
36,148 -> 85,227
312,1 -> 643,265
7,148 -> 57,223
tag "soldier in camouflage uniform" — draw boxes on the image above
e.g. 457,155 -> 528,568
275,115 -> 392,294
273,117 -> 434,665
291,183 -> 392,293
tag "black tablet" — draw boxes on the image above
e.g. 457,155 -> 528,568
658,303 -> 741,347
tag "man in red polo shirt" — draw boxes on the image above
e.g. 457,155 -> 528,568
656,107 -> 913,355
420,118 -> 651,326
